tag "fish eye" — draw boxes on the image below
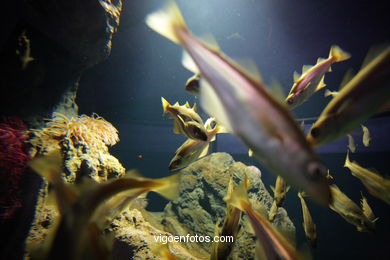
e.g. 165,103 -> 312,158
287,99 -> 294,105
310,127 -> 321,139
307,162 -> 326,180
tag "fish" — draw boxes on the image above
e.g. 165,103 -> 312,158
298,192 -> 317,248
269,176 -> 290,221
16,31 -> 34,70
347,134 -> 357,153
285,46 -> 351,109
224,176 -> 301,260
29,151 -> 182,260
324,89 -> 339,98
344,152 -> 390,205
169,117 -> 224,170
329,185 -> 375,232
161,97 -> 208,141
307,47 -> 390,146
146,1 -> 331,205
360,193 -> 378,224
271,176 -> 290,207
361,124 -> 371,147
185,74 -> 201,95
210,177 -> 241,260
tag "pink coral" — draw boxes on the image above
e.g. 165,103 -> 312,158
0,117 -> 30,219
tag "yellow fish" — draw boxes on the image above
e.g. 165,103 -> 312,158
344,152 -> 390,205
298,192 -> 317,248
269,176 -> 290,221
347,134 -> 357,153
210,177 -> 241,260
286,46 -> 350,109
225,176 -> 301,260
361,124 -> 371,147
307,47 -> 390,146
169,118 -> 224,170
16,31 -> 34,70
162,97 -> 208,141
360,193 -> 378,224
329,185 -> 375,232
147,1 -> 331,205
29,151 -> 181,260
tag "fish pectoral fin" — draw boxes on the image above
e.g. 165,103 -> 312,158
199,144 -> 210,158
173,116 -> 185,134
182,50 -> 200,74
199,78 -> 233,133
270,185 -> 275,193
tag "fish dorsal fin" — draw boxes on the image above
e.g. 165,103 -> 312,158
184,101 -> 190,108
361,44 -> 390,70
173,101 -> 179,106
339,68 -> 355,90
233,58 -> 263,84
182,50 -> 200,74
293,71 -> 300,82
268,78 -> 287,105
316,57 -> 327,64
197,33 -> 220,52
199,78 -> 233,133
192,103 -> 197,112
302,65 -> 312,74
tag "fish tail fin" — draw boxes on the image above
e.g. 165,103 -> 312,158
224,175 -> 251,211
153,172 -> 182,201
146,1 -> 187,45
329,45 -> 351,62
344,151 -> 351,168
161,97 -> 170,114
324,89 -> 335,98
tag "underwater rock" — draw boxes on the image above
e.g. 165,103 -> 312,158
109,208 -> 207,260
162,152 -> 295,259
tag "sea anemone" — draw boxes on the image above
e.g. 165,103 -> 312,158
31,112 -> 119,154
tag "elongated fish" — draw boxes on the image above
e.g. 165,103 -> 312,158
286,46 -> 350,109
225,177 -> 301,260
347,134 -> 357,153
307,47 -> 390,146
298,192 -> 317,248
147,1 -> 331,205
162,97 -> 208,141
344,153 -> 390,205
29,151 -> 181,260
169,118 -> 224,170
329,185 -> 375,232
210,177 -> 241,260
361,124 -> 371,147
269,176 -> 290,221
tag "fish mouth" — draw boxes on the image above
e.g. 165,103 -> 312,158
306,134 -> 319,147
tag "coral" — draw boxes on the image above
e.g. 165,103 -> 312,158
0,117 -> 31,219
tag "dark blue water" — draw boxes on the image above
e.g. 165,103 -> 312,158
77,0 -> 390,259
